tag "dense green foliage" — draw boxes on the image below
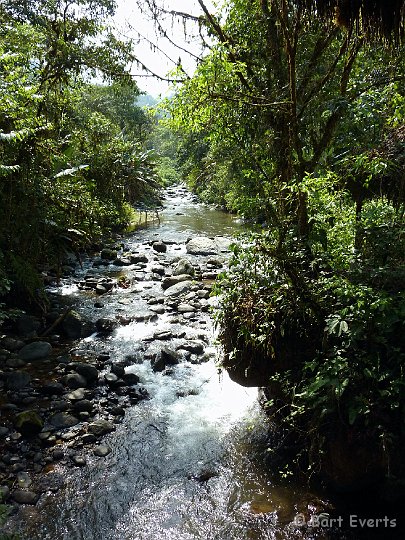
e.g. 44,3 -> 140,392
0,0 -> 160,305
166,0 -> 405,485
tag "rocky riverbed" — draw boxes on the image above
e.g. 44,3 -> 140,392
0,186 -> 247,532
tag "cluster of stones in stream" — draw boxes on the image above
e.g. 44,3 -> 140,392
0,234 -> 230,513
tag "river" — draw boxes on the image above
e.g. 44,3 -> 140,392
12,186 -> 361,540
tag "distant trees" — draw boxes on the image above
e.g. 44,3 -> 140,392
0,0 -> 159,303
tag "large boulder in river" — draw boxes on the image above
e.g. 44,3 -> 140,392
19,341 -> 52,361
186,236 -> 218,255
173,258 -> 195,276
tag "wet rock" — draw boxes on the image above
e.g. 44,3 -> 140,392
73,362 -> 99,384
130,253 -> 148,264
104,373 -> 119,387
71,454 -> 86,467
40,382 -> 65,396
18,341 -> 52,362
66,388 -> 86,401
88,419 -> 114,437
100,248 -> 117,260
64,373 -> 87,389
72,399 -> 93,413
113,257 -> 132,266
50,412 -> 79,429
180,341 -> 205,355
164,280 -> 194,297
5,371 -> 31,390
62,311 -> 95,339
93,444 -> 111,457
152,241 -> 167,253
82,433 -> 97,444
152,347 -> 181,372
12,489 -> 39,505
110,364 -> 125,378
14,410 -> 43,437
173,258 -> 195,276
0,426 -> 9,437
96,317 -> 118,335
122,372 -> 140,385
162,274 -> 190,290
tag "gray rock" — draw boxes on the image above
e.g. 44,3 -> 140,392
186,236 -> 219,255
71,454 -> 86,467
73,362 -> 99,384
164,280 -> 194,297
162,274 -> 190,290
64,373 -> 87,389
173,258 -> 195,276
93,444 -> 111,457
104,373 -> 119,386
12,489 -> 39,505
50,412 -> 79,429
177,303 -> 196,313
152,241 -> 167,253
14,410 -> 43,437
19,341 -> 52,361
130,253 -> 148,264
0,426 -> 9,437
66,388 -> 86,401
5,371 -> 31,390
88,419 -> 114,437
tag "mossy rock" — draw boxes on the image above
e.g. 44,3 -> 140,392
14,410 -> 43,437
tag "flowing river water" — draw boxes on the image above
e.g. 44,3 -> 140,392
12,186 -> 366,540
